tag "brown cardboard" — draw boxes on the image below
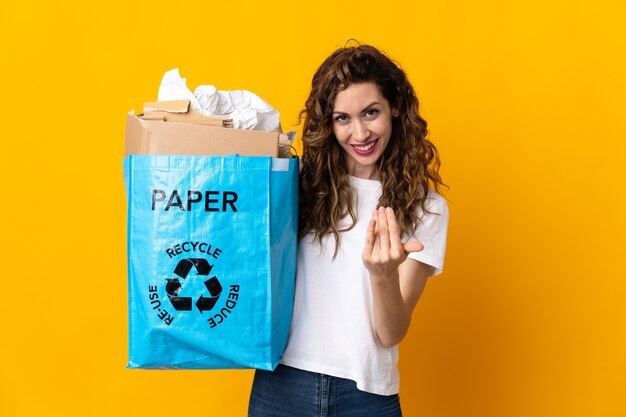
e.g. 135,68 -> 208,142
125,115 -> 281,157
143,100 -> 190,113
125,100 -> 286,157
143,100 -> 233,127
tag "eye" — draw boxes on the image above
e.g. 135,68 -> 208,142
334,114 -> 348,123
364,108 -> 380,118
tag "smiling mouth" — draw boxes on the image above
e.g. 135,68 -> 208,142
351,139 -> 379,155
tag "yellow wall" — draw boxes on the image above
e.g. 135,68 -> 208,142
1,1 -> 624,416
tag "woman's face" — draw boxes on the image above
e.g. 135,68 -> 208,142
331,82 -> 395,180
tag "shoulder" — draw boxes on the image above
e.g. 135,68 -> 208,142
419,189 -> 448,218
407,189 -> 449,276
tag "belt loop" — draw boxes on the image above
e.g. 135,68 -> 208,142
318,373 -> 330,417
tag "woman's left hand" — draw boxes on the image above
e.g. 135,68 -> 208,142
363,207 -> 431,347
362,207 -> 424,277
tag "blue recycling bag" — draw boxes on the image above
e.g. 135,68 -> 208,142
123,155 -> 298,370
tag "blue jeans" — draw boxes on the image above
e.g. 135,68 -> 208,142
248,364 -> 402,417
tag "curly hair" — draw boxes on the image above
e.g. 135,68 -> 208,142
299,43 -> 446,254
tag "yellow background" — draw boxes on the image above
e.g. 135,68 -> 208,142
1,0 -> 624,416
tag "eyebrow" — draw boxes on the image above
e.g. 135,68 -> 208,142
332,102 -> 383,115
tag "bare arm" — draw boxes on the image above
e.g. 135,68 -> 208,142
363,207 -> 433,348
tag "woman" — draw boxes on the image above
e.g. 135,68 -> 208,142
249,43 -> 449,416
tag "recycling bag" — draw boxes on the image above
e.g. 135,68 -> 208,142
124,155 -> 298,370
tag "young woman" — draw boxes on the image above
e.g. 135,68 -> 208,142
248,44 -> 449,417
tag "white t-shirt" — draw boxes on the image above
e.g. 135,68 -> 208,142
281,176 -> 449,395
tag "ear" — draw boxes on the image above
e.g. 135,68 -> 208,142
391,107 -> 400,118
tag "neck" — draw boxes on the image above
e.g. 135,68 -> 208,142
347,163 -> 378,180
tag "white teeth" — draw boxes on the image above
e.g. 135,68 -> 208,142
354,142 -> 375,151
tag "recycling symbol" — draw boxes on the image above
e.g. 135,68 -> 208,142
166,258 -> 222,313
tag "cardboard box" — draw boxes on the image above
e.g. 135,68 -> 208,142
142,100 -> 234,127
125,100 -> 290,157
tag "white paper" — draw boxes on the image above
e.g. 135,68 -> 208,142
157,68 -> 281,132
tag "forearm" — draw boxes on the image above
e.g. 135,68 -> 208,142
364,207 -> 426,347
369,270 -> 411,348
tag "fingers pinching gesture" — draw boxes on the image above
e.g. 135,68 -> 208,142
362,207 -> 424,277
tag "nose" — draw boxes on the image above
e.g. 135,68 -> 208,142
351,120 -> 370,142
